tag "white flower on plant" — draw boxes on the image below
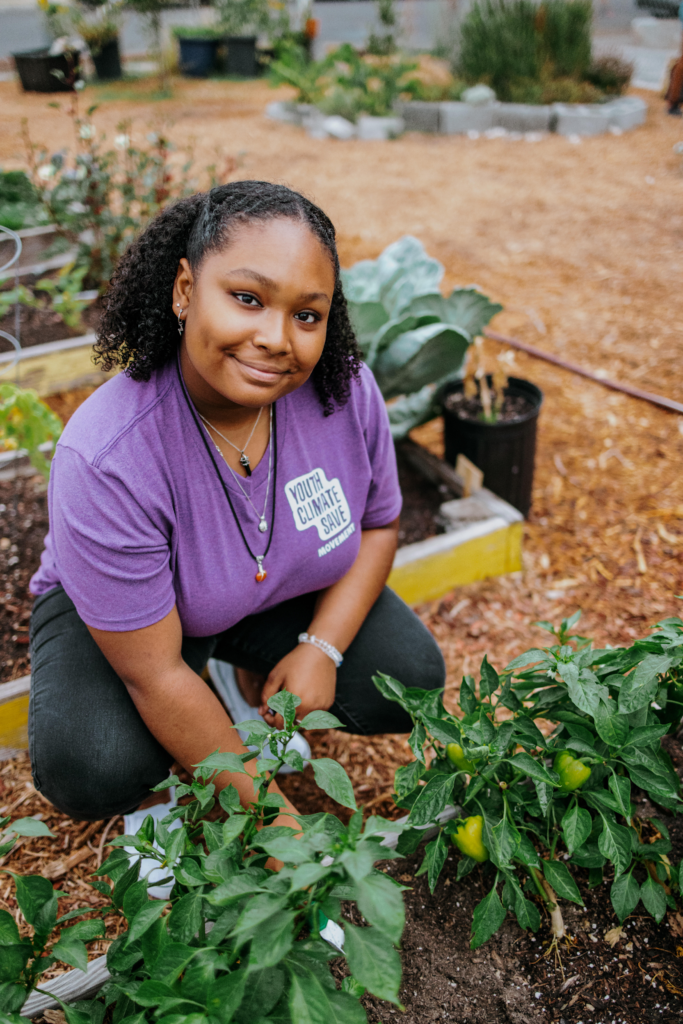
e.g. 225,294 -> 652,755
114,134 -> 130,150
74,79 -> 86,91
67,201 -> 87,214
37,164 -> 56,180
79,123 -> 94,139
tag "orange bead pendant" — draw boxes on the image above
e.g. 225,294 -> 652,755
255,556 -> 266,582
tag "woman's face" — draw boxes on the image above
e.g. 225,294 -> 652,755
173,217 -> 335,411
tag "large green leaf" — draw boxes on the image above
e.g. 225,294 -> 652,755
310,759 -> 356,811
408,772 -> 456,827
506,752 -> 559,788
345,301 -> 389,354
0,912 -> 19,947
561,804 -> 592,855
287,962 -> 366,1024
597,814 -> 632,877
593,700 -> 629,747
387,385 -> 439,440
344,924 -> 402,1006
470,882 -> 506,949
618,655 -> 675,715
640,874 -> 667,923
610,873 -> 640,923
374,323 -> 470,400
541,860 -> 583,905
408,288 -> 502,338
356,873 -> 405,943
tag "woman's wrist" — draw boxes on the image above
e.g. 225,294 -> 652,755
298,631 -> 343,668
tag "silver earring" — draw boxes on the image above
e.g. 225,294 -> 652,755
176,303 -> 185,337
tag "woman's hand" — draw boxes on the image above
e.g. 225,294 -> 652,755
259,642 -> 336,729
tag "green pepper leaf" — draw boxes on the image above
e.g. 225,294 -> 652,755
541,860 -> 583,905
593,701 -> 629,747
298,711 -> 345,731
344,923 -> 402,1006
640,874 -> 667,924
610,873 -> 641,923
415,832 -> 448,895
506,753 -> 560,787
619,655 -> 675,714
608,774 -> 632,818
310,759 -> 357,811
561,804 -> 592,856
470,882 -> 506,949
394,760 -> 425,800
479,656 -> 499,698
597,814 -> 633,878
356,873 -> 405,943
408,772 -> 456,827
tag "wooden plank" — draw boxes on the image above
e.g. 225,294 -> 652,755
388,521 -> 523,606
0,335 -> 116,397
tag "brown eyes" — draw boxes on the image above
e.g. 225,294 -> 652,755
234,293 -> 320,324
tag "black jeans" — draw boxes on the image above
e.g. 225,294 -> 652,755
29,585 -> 445,821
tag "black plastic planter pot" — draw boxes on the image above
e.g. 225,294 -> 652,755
178,37 -> 219,78
440,376 -> 543,518
92,38 -> 122,81
13,49 -> 81,92
225,36 -> 257,77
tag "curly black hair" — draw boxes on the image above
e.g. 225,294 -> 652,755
94,181 -> 362,414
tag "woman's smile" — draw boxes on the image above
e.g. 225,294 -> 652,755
230,353 -> 291,384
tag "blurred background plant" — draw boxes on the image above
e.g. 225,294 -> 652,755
0,170 -> 49,231
0,383 -> 63,478
70,0 -> 122,57
367,0 -> 398,57
215,0 -> 273,39
20,99 -> 224,291
458,0 -> 632,103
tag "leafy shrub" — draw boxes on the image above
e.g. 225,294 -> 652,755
584,53 -> 634,95
540,0 -> 592,79
373,611 -> 683,949
22,99 -> 225,291
342,236 -> 501,438
271,43 -> 420,121
459,0 -> 541,101
459,0 -> 599,103
0,171 -> 47,232
0,384 -> 63,478
0,694 -> 406,1022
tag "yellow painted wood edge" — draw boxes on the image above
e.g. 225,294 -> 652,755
388,521 -> 523,606
0,694 -> 29,750
17,347 -> 115,398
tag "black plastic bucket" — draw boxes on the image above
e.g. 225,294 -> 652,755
13,49 -> 80,92
440,376 -> 543,518
225,36 -> 257,77
92,38 -> 122,81
178,37 -> 219,77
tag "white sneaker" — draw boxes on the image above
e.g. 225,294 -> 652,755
207,659 -> 310,774
123,794 -> 181,899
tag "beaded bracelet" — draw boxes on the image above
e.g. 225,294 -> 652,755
298,632 -> 344,668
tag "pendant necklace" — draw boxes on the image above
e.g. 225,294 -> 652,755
176,356 -> 277,583
198,407 -> 262,477
202,405 -> 273,536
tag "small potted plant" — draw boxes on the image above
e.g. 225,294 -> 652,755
216,0 -> 271,77
13,0 -> 82,93
439,339 -> 543,517
73,0 -> 123,81
172,25 -> 224,78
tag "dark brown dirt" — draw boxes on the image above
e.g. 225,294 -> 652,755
443,387 -> 535,424
0,473 -> 49,683
0,293 -> 101,350
396,446 -> 451,548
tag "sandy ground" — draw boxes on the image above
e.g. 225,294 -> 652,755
2,73 -> 683,795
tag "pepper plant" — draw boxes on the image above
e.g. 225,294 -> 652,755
373,611 -> 683,949
0,692 -> 406,1024
341,236 -> 502,439
0,384 -> 63,479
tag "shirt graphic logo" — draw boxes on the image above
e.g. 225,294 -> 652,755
285,468 -> 351,541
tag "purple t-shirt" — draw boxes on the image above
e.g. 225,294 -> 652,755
30,359 -> 401,635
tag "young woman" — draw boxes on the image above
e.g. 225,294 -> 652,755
28,181 -> 445,823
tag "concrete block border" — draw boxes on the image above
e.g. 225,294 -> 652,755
266,95 -> 647,140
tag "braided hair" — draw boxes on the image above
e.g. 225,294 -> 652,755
95,181 -> 362,414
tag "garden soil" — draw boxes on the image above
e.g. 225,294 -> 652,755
1,75 -> 683,1021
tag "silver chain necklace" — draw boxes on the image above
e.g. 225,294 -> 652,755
199,406 -> 262,477
201,404 -> 273,534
